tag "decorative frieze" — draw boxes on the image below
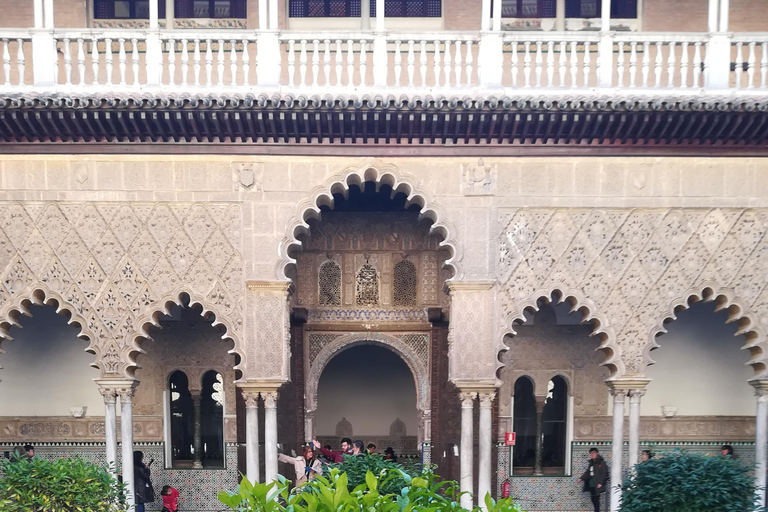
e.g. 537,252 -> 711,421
574,416 -> 757,441
0,416 -> 163,442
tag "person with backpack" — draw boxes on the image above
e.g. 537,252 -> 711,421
133,451 -> 155,512
577,447 -> 608,512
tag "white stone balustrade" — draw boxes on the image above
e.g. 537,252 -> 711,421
0,27 -> 767,95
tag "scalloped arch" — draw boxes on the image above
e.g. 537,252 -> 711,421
125,289 -> 245,380
499,285 -> 623,379
276,162 -> 463,281
305,332 -> 429,414
0,285 -> 101,369
643,282 -> 766,379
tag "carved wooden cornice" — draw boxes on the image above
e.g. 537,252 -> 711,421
245,280 -> 292,293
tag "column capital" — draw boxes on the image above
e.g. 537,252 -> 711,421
460,391 -> 477,407
118,387 -> 136,403
628,389 -> 647,399
607,379 -> 650,395
752,380 -> 768,397
242,391 -> 260,408
95,378 -> 137,401
478,392 -> 496,408
534,395 -> 547,413
262,391 -> 279,408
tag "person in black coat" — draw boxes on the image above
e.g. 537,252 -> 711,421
133,450 -> 155,512
577,447 -> 608,512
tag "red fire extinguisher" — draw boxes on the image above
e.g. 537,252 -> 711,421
501,479 -> 511,498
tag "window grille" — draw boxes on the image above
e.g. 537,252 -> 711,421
318,261 -> 342,306
94,0 -> 246,18
393,259 -> 417,306
290,0 -> 440,18
565,0 -> 636,18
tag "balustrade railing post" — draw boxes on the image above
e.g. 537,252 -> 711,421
31,29 -> 55,85
373,32 -> 388,87
257,30 -> 281,86
598,32 -> 614,88
478,32 -> 502,88
706,33 -> 731,89
145,30 -> 162,86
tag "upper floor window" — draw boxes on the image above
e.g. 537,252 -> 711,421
94,0 -> 247,19
289,0 -> 440,18
393,259 -> 417,306
318,261 -> 342,306
499,0 -> 636,18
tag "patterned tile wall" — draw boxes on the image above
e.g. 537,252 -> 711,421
500,441 -> 756,512
1,442 -> 240,512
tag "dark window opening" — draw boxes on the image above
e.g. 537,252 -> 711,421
94,0 -> 247,19
200,370 -> 225,468
565,0 -> 636,18
289,0 -> 440,18
169,371 -> 194,466
500,0 -> 555,18
512,376 -> 537,471
541,375 -> 568,472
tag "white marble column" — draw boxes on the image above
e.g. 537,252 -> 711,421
600,0 -> 610,31
101,388 -> 118,476
627,390 -> 644,468
119,388 -> 136,511
718,0 -> 729,31
263,391 -> 279,483
478,392 -> 495,508
753,382 -> 768,509
610,389 -> 626,512
243,392 -> 261,483
459,391 -> 475,510
192,393 -> 203,468
33,0 -> 44,28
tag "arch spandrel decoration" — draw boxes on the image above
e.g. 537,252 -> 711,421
276,162 -> 463,282
305,331 -> 430,415
0,201 -> 244,380
497,208 -> 768,380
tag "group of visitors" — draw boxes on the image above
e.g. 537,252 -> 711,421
8,444 -> 34,461
277,437 -> 400,486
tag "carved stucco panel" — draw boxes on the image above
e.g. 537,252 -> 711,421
498,208 -> 768,380
244,282 -> 291,381
0,202 -> 245,380
448,282 -> 501,383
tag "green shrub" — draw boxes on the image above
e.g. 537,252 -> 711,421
0,456 -> 127,512
219,467 -> 525,512
327,454 -> 421,494
620,450 -> 758,512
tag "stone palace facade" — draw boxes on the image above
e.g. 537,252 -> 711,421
1,0 -> 768,511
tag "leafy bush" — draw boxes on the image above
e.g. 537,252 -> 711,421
0,456 -> 126,512
621,450 -> 758,512
219,467 -> 525,512
327,454 -> 422,494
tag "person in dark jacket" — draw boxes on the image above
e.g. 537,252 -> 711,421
133,450 -> 155,512
577,447 -> 608,512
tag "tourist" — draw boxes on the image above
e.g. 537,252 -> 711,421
367,443 -> 377,454
352,440 -> 365,455
133,451 -> 155,512
160,485 -> 179,512
721,445 -> 737,459
23,444 -> 34,458
577,447 -> 608,512
641,450 -> 653,462
9,445 -> 27,461
279,445 -> 323,485
383,447 -> 398,462
312,438 -> 352,463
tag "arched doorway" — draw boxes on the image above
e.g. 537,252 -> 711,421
315,345 -> 419,457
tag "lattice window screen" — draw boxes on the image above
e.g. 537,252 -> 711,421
356,263 -> 379,306
318,261 -> 342,306
393,259 -> 417,306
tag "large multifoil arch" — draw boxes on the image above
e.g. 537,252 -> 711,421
499,285 -> 622,379
276,162 -> 463,281
124,289 -> 245,380
642,282 -> 766,379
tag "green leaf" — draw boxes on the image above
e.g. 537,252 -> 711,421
365,471 -> 378,492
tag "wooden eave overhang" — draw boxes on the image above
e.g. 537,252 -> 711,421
1,92 -> 768,154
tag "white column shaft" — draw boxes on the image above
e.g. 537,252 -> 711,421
459,393 -> 475,510
708,0 -> 719,32
480,0 -> 491,31
269,0 -> 278,31
628,392 -> 642,467
149,0 -> 159,29
33,0 -> 44,28
478,395 -> 494,507
600,0 -> 610,31
718,0 -> 729,31
245,400 -> 261,483
755,394 -> 768,509
361,0 -> 371,30
165,0 -> 175,28
610,392 -> 625,512
104,397 -> 118,475
43,0 -> 54,28
555,0 -> 566,31
491,0 -> 502,32
258,0 -> 268,29
120,393 -> 135,511
264,394 -> 279,483
375,0 -> 385,31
